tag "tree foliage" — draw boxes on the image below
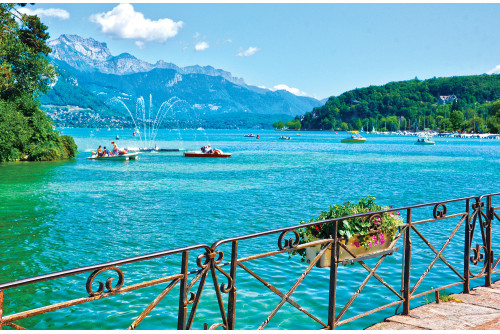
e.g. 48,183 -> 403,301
297,75 -> 500,133
0,4 -> 76,162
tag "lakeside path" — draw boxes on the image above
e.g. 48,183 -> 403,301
366,280 -> 500,330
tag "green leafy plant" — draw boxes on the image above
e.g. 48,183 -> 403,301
292,197 -> 403,262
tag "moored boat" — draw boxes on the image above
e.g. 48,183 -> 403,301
415,137 -> 435,145
341,134 -> 366,143
184,151 -> 231,158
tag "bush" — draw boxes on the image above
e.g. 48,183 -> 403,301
59,135 -> 77,158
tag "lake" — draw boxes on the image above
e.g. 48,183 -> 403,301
0,128 -> 499,329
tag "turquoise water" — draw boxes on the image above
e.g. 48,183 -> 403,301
0,129 -> 499,330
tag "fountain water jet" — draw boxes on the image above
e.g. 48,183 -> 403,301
111,95 -> 188,150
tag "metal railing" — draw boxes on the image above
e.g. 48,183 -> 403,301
0,193 -> 498,330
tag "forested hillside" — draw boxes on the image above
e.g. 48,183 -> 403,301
291,75 -> 500,133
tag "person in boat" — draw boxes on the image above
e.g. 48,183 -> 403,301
103,146 -> 109,157
110,141 -> 118,156
92,146 -> 103,157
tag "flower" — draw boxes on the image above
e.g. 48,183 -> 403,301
293,197 -> 403,262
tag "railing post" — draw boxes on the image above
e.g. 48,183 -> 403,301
485,196 -> 492,287
227,241 -> 238,330
402,208 -> 412,315
177,251 -> 189,330
327,221 -> 338,329
464,199 -> 471,293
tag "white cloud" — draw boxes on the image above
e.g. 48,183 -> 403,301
195,41 -> 209,52
135,41 -> 146,49
487,65 -> 500,74
90,4 -> 183,45
237,46 -> 259,57
256,84 -> 310,97
18,7 -> 70,20
272,84 -> 309,97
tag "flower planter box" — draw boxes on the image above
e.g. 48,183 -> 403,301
305,231 -> 392,268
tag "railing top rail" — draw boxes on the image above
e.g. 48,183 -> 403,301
211,195 -> 476,249
0,243 -> 211,290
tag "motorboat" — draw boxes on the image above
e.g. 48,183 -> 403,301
415,137 -> 435,145
279,136 -> 291,140
87,152 -> 139,160
244,133 -> 255,137
341,134 -> 366,143
184,151 -> 231,158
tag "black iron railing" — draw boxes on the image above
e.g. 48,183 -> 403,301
0,193 -> 499,330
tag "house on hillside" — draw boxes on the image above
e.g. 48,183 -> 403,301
438,95 -> 457,105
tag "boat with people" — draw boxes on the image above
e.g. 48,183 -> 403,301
184,151 -> 231,158
415,137 -> 435,145
88,152 -> 139,160
244,133 -> 255,137
341,132 -> 366,143
184,145 -> 231,158
279,136 -> 292,140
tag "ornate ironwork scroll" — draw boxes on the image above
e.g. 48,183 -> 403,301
277,229 -> 300,250
86,267 -> 124,297
433,203 -> 447,219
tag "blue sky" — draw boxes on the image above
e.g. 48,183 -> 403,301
21,3 -> 500,100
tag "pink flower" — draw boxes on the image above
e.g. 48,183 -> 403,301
354,241 -> 360,248
379,233 -> 385,245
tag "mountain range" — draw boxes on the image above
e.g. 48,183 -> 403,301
41,34 -> 322,128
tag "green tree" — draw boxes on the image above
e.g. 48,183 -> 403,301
450,110 -> 464,131
272,121 -> 285,129
285,119 -> 301,130
0,4 -> 76,161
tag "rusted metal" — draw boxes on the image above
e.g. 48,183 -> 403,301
464,198 -> 471,293
485,195 -> 492,287
227,241 -> 238,330
327,222 -> 338,330
186,269 -> 208,330
335,253 -> 392,323
409,215 -> 466,294
3,273 -> 184,324
86,266 -> 124,297
402,208 -> 412,315
238,262 -> 327,328
335,299 -> 403,327
177,251 -> 189,330
258,241 -> 333,330
0,193 -> 498,330
5,322 -> 26,330
127,278 -> 180,330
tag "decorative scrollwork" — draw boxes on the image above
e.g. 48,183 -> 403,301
86,267 -> 124,297
470,244 -> 486,265
433,203 -> 447,219
214,264 -> 233,293
196,253 -> 211,269
472,201 -> 484,211
196,250 -> 224,268
185,291 -> 196,305
204,323 -> 227,330
277,230 -> 300,250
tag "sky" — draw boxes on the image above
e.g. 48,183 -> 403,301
18,2 -> 500,100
